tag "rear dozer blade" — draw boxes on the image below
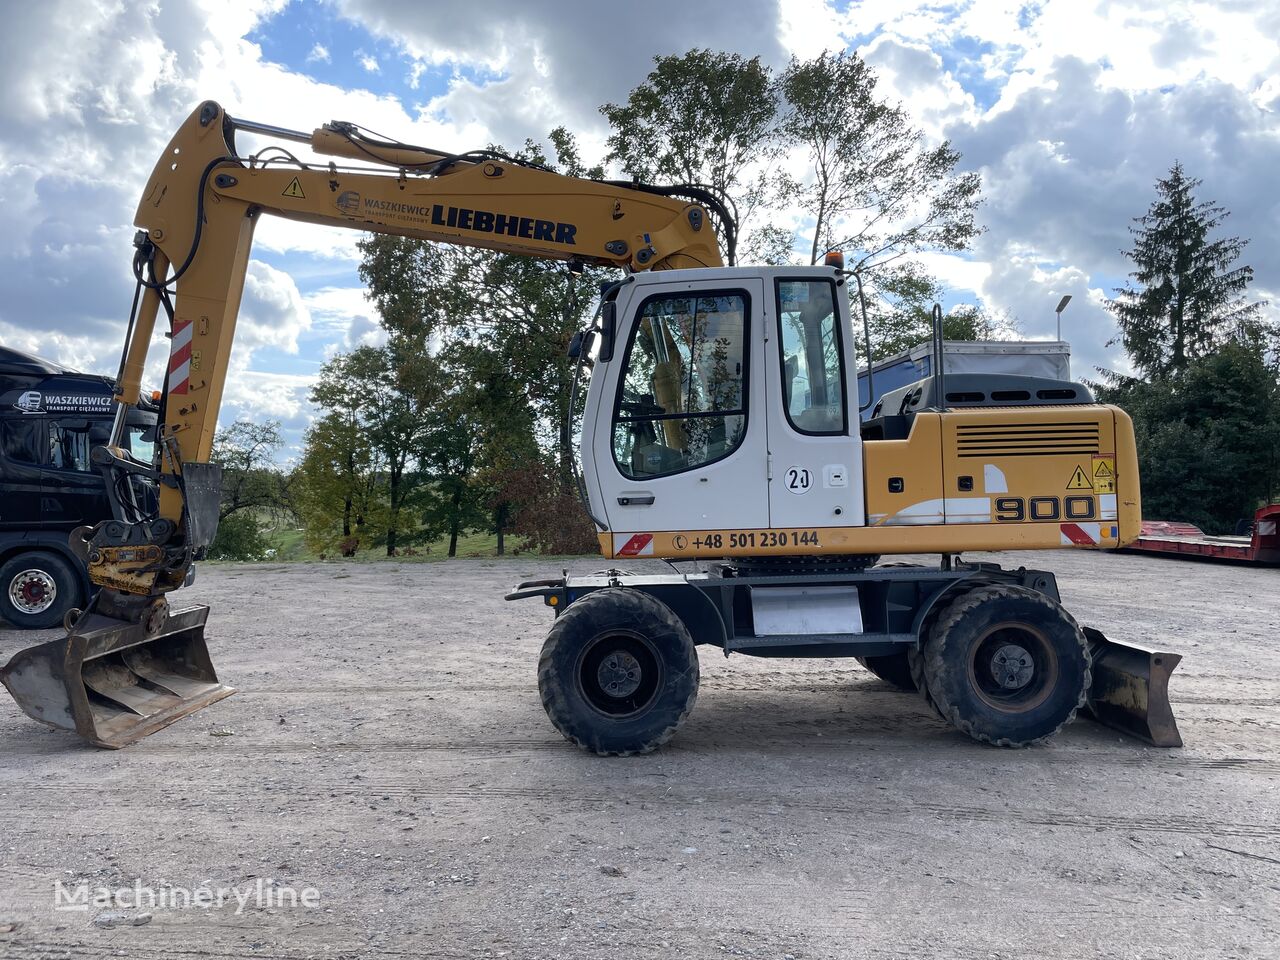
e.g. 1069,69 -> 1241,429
1,605 -> 233,748
1083,626 -> 1182,747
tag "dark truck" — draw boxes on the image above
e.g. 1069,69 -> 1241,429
0,346 -> 157,628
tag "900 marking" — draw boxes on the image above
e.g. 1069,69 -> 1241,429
995,496 -> 1095,522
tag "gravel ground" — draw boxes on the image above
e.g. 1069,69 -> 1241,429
0,548 -> 1277,960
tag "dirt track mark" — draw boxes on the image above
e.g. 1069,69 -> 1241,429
2,780 -> 1276,841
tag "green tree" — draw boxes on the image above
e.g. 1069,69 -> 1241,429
209,420 -> 285,522
297,354 -> 385,554
1097,344 -> 1280,531
601,49 -> 780,253
418,346 -> 488,557
358,128 -> 608,491
1106,163 -> 1269,379
862,262 -> 1010,362
347,342 -> 442,556
206,419 -> 286,560
780,50 -> 982,268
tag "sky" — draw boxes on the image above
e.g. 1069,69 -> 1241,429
2,0 -> 1278,458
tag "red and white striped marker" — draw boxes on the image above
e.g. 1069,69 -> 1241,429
614,533 -> 654,557
168,318 -> 193,395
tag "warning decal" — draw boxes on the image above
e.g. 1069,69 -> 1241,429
282,177 -> 306,199
614,533 -> 654,557
1066,465 -> 1092,490
1092,455 -> 1115,494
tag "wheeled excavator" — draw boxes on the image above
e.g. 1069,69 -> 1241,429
1,101 -> 1181,752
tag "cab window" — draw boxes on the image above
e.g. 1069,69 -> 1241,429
776,279 -> 847,435
612,291 -> 749,480
1,419 -> 43,464
124,421 -> 157,466
49,420 -> 93,472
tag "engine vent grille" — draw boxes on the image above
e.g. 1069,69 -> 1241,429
955,421 -> 1101,458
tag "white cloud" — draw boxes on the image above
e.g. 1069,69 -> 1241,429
3,0 -> 1277,443
238,260 -> 312,354
222,366 -> 317,423
302,285 -> 386,350
336,0 -> 789,148
859,34 -> 979,137
358,51 -> 380,73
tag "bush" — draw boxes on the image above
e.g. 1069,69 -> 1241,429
206,512 -> 270,561
498,463 -> 599,555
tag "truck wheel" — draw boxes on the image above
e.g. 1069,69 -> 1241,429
856,653 -> 916,691
914,584 -> 1090,747
538,587 -> 699,756
0,552 -> 81,629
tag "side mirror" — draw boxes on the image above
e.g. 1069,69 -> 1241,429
598,301 -> 617,362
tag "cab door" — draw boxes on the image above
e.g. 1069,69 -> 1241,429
0,416 -> 46,531
764,276 -> 863,529
589,278 -> 769,545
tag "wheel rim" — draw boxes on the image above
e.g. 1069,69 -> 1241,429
966,621 -> 1058,713
9,569 -> 57,615
576,632 -> 663,718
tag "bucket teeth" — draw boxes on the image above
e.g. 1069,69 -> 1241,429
1084,627 -> 1182,748
1,604 -> 233,749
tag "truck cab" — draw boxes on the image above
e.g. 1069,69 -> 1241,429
0,346 -> 157,627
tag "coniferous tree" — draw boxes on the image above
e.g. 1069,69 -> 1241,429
1106,163 -> 1265,380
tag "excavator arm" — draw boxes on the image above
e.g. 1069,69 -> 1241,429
0,100 -> 726,747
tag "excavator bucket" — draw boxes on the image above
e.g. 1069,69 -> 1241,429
1,605 -> 233,748
1083,627 -> 1182,747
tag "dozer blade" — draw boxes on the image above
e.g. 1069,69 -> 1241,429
1083,626 -> 1182,747
1,605 -> 233,748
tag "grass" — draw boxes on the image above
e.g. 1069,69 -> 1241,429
255,520 -> 569,563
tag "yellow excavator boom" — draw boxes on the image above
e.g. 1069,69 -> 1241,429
1,100 -> 726,747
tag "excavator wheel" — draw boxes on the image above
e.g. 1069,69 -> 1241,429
910,584 -> 1090,747
538,587 -> 699,756
855,653 -> 916,691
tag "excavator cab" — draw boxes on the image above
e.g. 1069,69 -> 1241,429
582,266 -> 867,543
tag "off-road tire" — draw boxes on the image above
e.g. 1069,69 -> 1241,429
538,587 -> 699,756
856,652 -> 916,691
0,552 -> 81,629
912,583 -> 1090,747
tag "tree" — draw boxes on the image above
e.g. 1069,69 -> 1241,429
601,49 -> 781,253
860,262 -> 1011,362
780,50 -> 983,269
206,512 -> 270,561
349,342 -> 441,556
206,419 -> 286,560
358,129 -> 608,491
209,420 -> 285,522
1106,163 -> 1269,380
297,353 -> 385,555
1097,344 -> 1280,532
417,346 -> 488,557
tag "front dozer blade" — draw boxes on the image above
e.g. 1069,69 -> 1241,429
1083,627 -> 1182,747
1,605 -> 233,748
